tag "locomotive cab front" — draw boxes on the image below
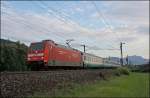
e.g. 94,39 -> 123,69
27,40 -> 54,70
28,42 -> 44,60
27,42 -> 47,70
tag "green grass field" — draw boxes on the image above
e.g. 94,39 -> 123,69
33,72 -> 149,98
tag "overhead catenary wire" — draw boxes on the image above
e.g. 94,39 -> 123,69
3,2 -> 103,50
32,2 -> 72,40
39,1 -> 119,50
79,2 -> 119,49
2,1 -> 121,56
91,1 -> 122,43
2,11 -> 65,43
80,1 -> 120,49
2,2 -> 76,46
2,2 -> 71,43
37,1 -> 121,52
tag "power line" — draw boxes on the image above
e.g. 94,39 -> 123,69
2,2 -> 75,46
40,1 -> 119,50
86,46 -> 119,51
36,1 -> 121,53
2,12 -> 65,42
89,1 -> 120,56
74,1 -> 120,49
91,1 -> 121,42
2,1 -> 122,57
33,2 -> 71,39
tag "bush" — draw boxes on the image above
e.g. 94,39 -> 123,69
113,69 -> 121,76
115,67 -> 130,75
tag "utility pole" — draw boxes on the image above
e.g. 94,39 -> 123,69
126,55 -> 129,65
80,45 -> 86,53
120,42 -> 125,66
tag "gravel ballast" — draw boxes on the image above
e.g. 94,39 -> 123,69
0,69 -> 116,97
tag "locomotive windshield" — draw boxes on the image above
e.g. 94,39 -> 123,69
30,42 -> 43,51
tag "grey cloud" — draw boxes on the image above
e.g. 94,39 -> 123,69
121,36 -> 138,43
105,1 -> 149,18
1,1 -> 149,58
135,26 -> 149,35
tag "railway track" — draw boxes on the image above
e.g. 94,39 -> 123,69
0,69 -> 115,97
0,68 -> 114,75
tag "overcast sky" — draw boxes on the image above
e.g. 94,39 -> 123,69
1,1 -> 149,59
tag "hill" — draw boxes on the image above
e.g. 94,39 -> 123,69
110,56 -> 149,65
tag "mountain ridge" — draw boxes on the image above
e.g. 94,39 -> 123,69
109,56 -> 149,65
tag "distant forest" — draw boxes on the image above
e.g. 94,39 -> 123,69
0,39 -> 28,71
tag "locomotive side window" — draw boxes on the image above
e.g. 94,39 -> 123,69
30,42 -> 43,51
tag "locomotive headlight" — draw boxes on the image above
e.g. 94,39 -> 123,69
28,54 -> 33,57
27,57 -> 31,60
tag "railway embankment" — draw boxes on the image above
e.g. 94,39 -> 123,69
0,69 -> 128,97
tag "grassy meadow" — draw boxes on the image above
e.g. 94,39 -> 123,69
33,72 -> 149,98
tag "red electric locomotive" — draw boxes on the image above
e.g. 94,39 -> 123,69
27,40 -> 83,70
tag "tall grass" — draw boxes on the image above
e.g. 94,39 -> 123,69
31,73 -> 149,98
53,73 -> 149,97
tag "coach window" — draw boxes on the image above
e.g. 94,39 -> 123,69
84,56 -> 86,60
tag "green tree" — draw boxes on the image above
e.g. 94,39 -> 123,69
0,39 -> 28,71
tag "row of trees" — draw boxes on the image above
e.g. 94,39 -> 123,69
0,39 -> 28,71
